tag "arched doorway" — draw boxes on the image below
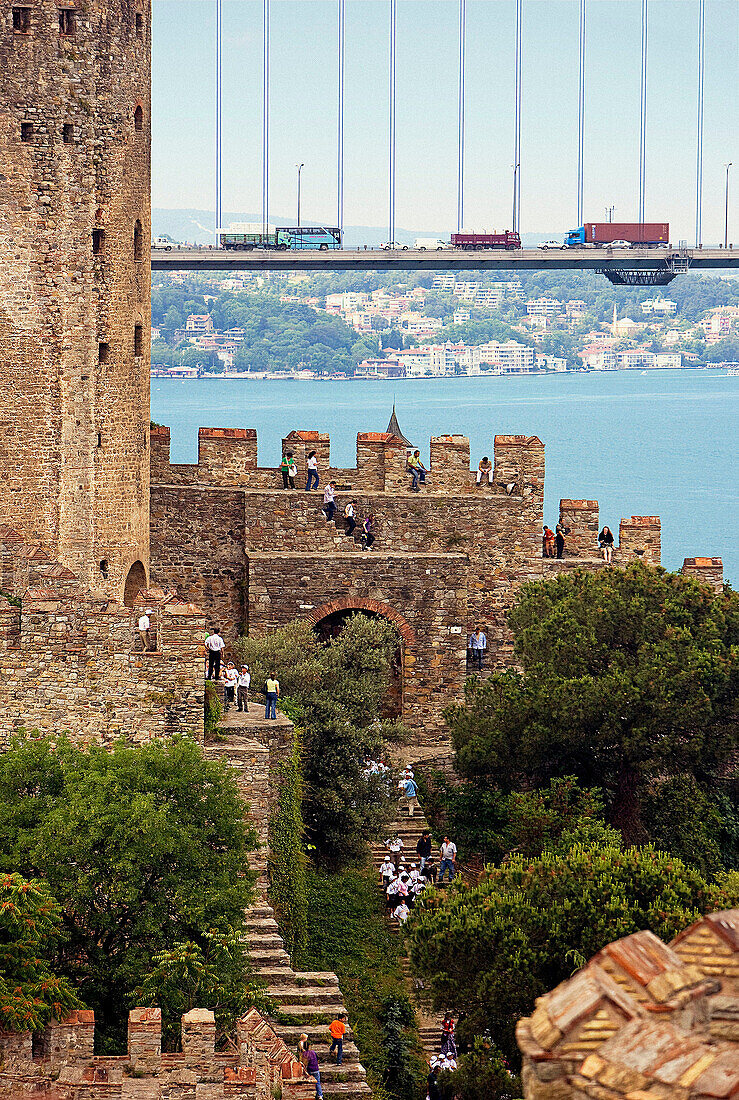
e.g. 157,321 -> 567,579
123,560 -> 147,607
307,599 -> 416,720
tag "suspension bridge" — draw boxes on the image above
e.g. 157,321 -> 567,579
164,0 -> 735,286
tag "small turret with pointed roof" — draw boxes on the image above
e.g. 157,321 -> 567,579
386,405 -> 413,447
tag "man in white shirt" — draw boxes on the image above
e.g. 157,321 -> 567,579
223,662 -> 238,710
205,628 -> 225,681
380,859 -> 396,889
237,665 -> 251,712
385,834 -> 404,868
322,481 -> 337,522
344,500 -> 357,537
393,901 -> 410,923
439,837 -> 458,883
137,609 -> 152,652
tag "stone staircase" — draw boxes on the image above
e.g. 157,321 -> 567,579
245,901 -> 372,1099
369,805 -> 447,1064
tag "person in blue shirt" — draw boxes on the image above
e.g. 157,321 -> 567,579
403,774 -> 419,817
468,626 -> 487,671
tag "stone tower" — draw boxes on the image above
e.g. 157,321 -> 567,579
0,0 -> 151,602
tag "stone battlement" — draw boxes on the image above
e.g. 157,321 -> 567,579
0,530 -> 205,743
0,1006 -> 313,1100
150,425 -> 545,496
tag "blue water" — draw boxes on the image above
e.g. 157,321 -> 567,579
151,369 -> 739,584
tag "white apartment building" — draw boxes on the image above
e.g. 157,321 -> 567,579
641,298 -> 677,315
526,297 -> 561,318
453,309 -> 471,324
566,300 -> 587,317
454,281 -> 482,301
536,354 -> 568,372
396,343 -> 457,376
399,313 -> 444,337
700,306 -> 739,342
432,273 -> 456,290
478,339 -> 535,372
475,287 -> 504,308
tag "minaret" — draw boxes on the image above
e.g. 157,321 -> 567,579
612,303 -> 618,334
0,0 -> 152,603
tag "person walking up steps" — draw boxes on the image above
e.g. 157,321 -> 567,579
439,836 -> 457,882
302,1042 -> 323,1098
403,772 -> 419,816
328,1013 -> 347,1065
305,450 -> 319,492
344,499 -> 357,537
322,481 -> 336,522
264,673 -> 279,720
416,830 -> 432,872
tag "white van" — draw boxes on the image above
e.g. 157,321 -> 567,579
152,236 -> 175,250
414,238 -> 447,251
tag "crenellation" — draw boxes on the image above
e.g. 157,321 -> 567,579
429,434 -> 471,492
128,1007 -> 162,1073
681,556 -> 724,592
559,499 -> 600,557
618,515 -> 661,563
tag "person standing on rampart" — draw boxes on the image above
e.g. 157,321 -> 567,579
543,526 -> 556,557
322,481 -> 337,522
223,662 -> 238,710
237,665 -> 251,711
476,456 -> 493,486
265,673 -> 280,720
555,522 -> 567,559
205,628 -> 225,680
407,449 -> 427,492
305,450 -> 320,492
137,608 -> 152,651
280,451 -> 296,489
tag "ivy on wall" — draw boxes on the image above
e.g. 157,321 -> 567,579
268,725 -> 308,958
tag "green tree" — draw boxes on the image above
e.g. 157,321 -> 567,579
406,843 -> 735,1064
448,564 -> 739,843
438,1039 -> 521,1100
0,735 -> 257,1048
0,873 -> 80,1032
235,616 -> 404,863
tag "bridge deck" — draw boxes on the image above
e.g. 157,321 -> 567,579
151,245 -> 736,273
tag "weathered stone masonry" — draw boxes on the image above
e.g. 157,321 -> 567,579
150,425 -> 720,737
1,0 -> 151,602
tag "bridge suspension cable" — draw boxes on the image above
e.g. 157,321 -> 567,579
389,0 -> 396,245
215,0 -> 222,244
576,0 -> 586,227
695,0 -> 705,247
457,0 -> 466,233
338,0 -> 345,239
262,0 -> 270,238
513,0 -> 522,233
638,0 -> 648,223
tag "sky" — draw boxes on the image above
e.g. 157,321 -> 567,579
152,1 -> 738,242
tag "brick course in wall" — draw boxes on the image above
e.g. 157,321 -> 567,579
0,0 -> 151,603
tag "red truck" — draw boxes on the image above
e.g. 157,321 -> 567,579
565,222 -> 669,247
451,231 -> 522,250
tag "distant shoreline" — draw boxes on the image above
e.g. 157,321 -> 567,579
151,364 -> 730,381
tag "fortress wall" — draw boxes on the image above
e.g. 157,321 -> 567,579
0,590 -> 204,743
681,556 -> 724,592
150,484 -> 247,634
247,552 -> 468,734
619,515 -> 662,564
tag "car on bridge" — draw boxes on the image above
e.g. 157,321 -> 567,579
538,240 -> 565,250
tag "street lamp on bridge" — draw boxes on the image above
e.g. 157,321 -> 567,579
296,162 -> 304,227
725,163 -> 733,249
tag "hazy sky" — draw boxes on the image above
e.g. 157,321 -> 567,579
152,1 -> 738,241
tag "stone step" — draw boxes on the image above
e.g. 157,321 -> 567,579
275,1024 -> 357,1046
244,916 -> 280,932
249,947 -> 292,968
247,905 -> 275,920
269,986 -> 345,1007
248,932 -> 285,949
274,1005 -> 348,1026
318,1083 -> 372,1100
294,971 -> 341,986
255,965 -> 296,985
315,1062 -> 367,1082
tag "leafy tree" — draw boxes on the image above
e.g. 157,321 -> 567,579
235,616 -> 404,863
0,735 -> 257,1048
448,564 -> 739,843
438,1038 -> 521,1100
704,335 -> 739,362
406,843 -> 735,1064
0,873 -> 80,1032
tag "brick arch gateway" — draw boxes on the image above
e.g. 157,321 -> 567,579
305,598 -> 416,719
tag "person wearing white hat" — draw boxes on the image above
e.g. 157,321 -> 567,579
137,608 -> 153,652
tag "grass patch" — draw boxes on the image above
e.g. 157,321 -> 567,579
294,864 -> 425,1100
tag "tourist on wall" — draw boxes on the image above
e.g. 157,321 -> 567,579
305,450 -> 320,491
237,665 -> 251,711
361,515 -> 375,550
137,607 -> 152,651
440,1014 -> 457,1057
302,1042 -> 323,1098
416,830 -> 432,871
205,628 -> 225,680
599,525 -> 615,564
555,521 -> 568,559
223,662 -> 238,710
344,500 -> 357,536
403,772 -> 420,816
328,1013 -> 347,1065
468,626 -> 487,670
439,836 -> 457,882
264,673 -> 280,720
322,481 -> 337,521
280,451 -> 296,489
408,449 -> 427,492
476,455 -> 493,485
543,526 -> 556,557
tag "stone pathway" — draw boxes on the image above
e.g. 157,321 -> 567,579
245,900 -> 372,1100
369,803 -> 448,1065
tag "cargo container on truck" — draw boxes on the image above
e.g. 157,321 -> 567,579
565,223 -> 669,248
451,231 -> 521,250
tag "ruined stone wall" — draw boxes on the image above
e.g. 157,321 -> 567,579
0,1007 -> 314,1100
0,0 -> 151,602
